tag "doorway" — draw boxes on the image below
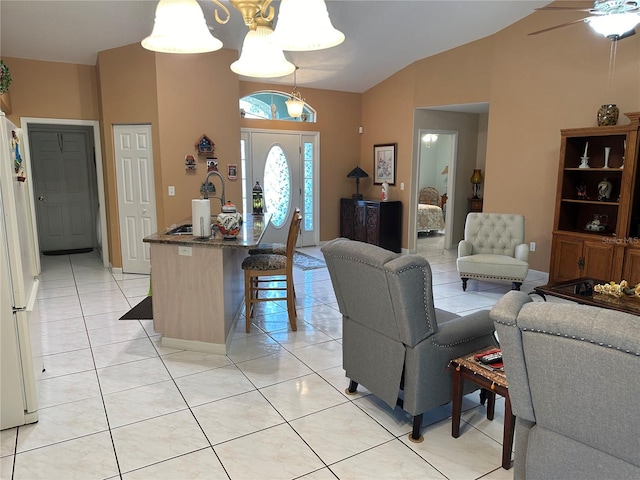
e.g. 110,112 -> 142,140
22,120 -> 108,267
241,129 -> 319,247
416,129 -> 458,249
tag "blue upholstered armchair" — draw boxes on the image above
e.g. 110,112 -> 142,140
491,291 -> 640,479
321,238 -> 496,442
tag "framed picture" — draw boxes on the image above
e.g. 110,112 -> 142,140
373,143 -> 397,185
228,164 -> 238,180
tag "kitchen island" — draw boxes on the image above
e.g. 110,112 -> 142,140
143,214 -> 270,354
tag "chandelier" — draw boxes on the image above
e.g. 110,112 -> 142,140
142,0 -> 344,78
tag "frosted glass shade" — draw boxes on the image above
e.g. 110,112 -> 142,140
587,13 -> 640,38
141,0 -> 223,53
272,0 -> 345,51
230,25 -> 296,78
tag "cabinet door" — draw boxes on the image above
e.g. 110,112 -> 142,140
353,203 -> 367,242
582,240 -> 614,280
622,245 -> 640,285
551,236 -> 583,282
364,203 -> 380,245
340,199 -> 355,239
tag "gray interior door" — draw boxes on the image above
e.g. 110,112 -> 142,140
30,127 -> 95,252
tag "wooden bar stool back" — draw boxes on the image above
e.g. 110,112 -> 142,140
241,209 -> 302,332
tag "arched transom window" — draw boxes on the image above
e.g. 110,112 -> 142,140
240,91 -> 316,123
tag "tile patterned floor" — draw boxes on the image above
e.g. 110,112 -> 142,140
1,237 -> 553,480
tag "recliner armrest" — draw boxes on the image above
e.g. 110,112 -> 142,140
458,240 -> 473,257
432,310 -> 494,346
515,243 -> 529,262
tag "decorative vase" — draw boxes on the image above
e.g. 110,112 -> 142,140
381,181 -> 389,202
597,177 -> 612,201
603,147 -> 611,168
597,104 -> 619,126
217,201 -> 242,239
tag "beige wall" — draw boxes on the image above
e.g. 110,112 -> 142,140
0,57 -> 99,125
361,15 -> 640,271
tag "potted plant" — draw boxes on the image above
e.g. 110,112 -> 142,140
0,60 -> 12,113
0,60 -> 12,94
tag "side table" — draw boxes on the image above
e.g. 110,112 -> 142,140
449,348 -> 515,470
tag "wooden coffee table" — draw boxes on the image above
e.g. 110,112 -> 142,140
449,348 -> 515,470
534,278 -> 640,316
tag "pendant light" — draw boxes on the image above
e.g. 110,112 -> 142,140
230,18 -> 295,78
286,67 -> 305,118
273,0 -> 345,51
142,0 -> 223,54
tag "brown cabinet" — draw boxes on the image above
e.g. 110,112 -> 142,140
468,198 -> 483,213
340,198 -> 402,253
549,112 -> 640,283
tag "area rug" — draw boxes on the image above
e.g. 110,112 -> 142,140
293,251 -> 326,270
43,248 -> 93,256
119,296 -> 153,320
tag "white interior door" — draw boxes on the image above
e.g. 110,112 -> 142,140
245,130 -> 318,246
114,125 -> 157,274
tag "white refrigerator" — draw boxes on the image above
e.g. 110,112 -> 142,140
0,112 -> 43,430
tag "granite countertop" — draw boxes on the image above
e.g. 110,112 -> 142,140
143,213 -> 271,248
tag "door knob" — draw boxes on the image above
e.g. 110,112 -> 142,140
142,209 -> 147,214
38,196 -> 45,202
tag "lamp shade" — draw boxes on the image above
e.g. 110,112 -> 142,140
470,169 -> 483,185
588,13 -> 640,38
286,96 -> 305,118
272,0 -> 345,51
347,166 -> 369,179
141,0 -> 223,54
230,25 -> 296,78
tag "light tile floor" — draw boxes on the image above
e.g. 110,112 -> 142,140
1,236 -> 556,480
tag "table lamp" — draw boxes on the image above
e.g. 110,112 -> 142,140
470,169 -> 483,199
347,166 -> 369,200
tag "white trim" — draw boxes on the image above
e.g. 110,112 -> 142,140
20,118 -> 109,268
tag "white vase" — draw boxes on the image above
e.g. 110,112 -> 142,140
603,147 -> 611,168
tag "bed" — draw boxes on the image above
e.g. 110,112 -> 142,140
417,186 -> 445,233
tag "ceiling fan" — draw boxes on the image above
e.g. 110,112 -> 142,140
529,0 -> 640,40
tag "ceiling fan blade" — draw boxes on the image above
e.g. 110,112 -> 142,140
528,17 -> 589,36
614,28 -> 637,40
535,6 -> 594,12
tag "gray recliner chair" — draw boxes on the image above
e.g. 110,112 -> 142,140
457,213 -> 529,291
491,291 -> 640,480
321,238 -> 496,442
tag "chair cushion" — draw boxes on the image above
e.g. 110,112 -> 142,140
457,253 -> 528,280
242,253 -> 286,271
248,243 -> 286,255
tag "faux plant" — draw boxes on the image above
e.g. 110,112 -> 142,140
0,60 -> 12,94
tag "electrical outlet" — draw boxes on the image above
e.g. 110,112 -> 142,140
400,182 -> 405,190
530,242 -> 536,252
178,246 -> 192,256
168,186 -> 175,196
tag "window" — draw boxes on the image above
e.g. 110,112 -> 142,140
263,145 -> 291,228
240,91 -> 316,123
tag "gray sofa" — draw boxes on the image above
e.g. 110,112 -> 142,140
321,238 -> 496,441
491,291 -> 640,479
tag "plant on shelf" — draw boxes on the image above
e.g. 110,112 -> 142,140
0,61 -> 12,94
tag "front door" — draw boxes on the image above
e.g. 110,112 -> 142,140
30,126 -> 95,253
243,130 -> 318,246
114,125 -> 157,274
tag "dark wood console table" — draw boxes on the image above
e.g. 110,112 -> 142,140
339,198 -> 402,253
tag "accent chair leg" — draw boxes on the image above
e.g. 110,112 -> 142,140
345,380 -> 358,395
462,278 -> 468,291
512,282 -> 522,291
409,414 -> 424,443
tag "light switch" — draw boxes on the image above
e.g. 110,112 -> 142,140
168,186 -> 175,196
400,183 -> 405,190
